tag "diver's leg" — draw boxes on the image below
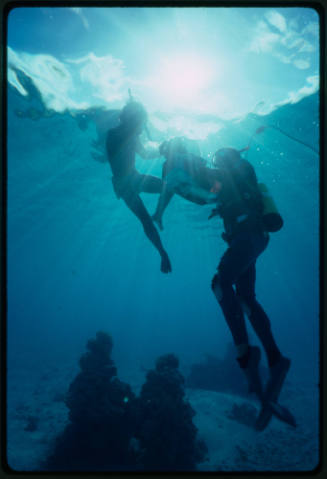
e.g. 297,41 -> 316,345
212,237 -> 265,396
152,183 -> 175,231
122,192 -> 172,273
211,249 -> 249,355
138,174 -> 163,194
236,250 -> 291,425
135,173 -> 173,230
167,169 -> 216,205
211,232 -> 266,366
176,182 -> 217,205
236,264 -> 282,368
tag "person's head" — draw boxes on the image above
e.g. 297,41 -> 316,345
119,101 -> 147,133
212,147 -> 241,169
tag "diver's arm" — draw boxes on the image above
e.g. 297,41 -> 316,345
208,188 -> 224,219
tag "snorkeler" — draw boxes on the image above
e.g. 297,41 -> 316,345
152,137 -> 219,231
106,100 -> 172,273
209,147 -> 291,430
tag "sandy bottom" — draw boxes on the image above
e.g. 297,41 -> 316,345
186,384 -> 319,471
5,360 -> 319,473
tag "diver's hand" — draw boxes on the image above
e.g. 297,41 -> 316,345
161,251 -> 172,274
210,180 -> 222,193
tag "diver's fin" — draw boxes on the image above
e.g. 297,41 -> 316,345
267,401 -> 297,428
237,348 -> 294,430
243,346 -> 264,400
255,356 -> 291,431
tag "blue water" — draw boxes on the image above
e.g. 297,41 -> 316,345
6,74 -> 320,470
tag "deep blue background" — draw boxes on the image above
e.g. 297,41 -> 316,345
7,85 -> 319,389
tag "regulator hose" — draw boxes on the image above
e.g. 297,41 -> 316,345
242,124 -> 319,156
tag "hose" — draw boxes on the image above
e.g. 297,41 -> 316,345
243,124 -> 319,156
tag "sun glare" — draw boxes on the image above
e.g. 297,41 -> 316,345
152,53 -> 214,109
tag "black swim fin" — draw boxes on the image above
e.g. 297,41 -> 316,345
267,401 -> 296,428
241,349 -> 295,430
255,356 -> 291,431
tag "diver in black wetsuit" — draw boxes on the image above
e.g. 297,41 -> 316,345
209,147 -> 290,396
106,101 -> 172,273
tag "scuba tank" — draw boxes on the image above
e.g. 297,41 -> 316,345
258,183 -> 283,232
239,130 -> 284,233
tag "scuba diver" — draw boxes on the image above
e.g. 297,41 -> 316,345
106,100 -> 172,273
209,147 -> 290,430
152,137 -> 219,231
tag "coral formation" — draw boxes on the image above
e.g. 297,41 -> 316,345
44,335 -> 207,472
136,353 -> 208,471
44,331 -> 137,471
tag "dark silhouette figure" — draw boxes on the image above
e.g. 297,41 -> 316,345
209,148 -> 290,400
106,101 -> 171,273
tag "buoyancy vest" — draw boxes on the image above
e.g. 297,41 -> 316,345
258,183 -> 284,232
215,159 -> 263,233
213,159 -> 283,235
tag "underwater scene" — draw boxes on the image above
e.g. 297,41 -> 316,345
5,6 -> 320,473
